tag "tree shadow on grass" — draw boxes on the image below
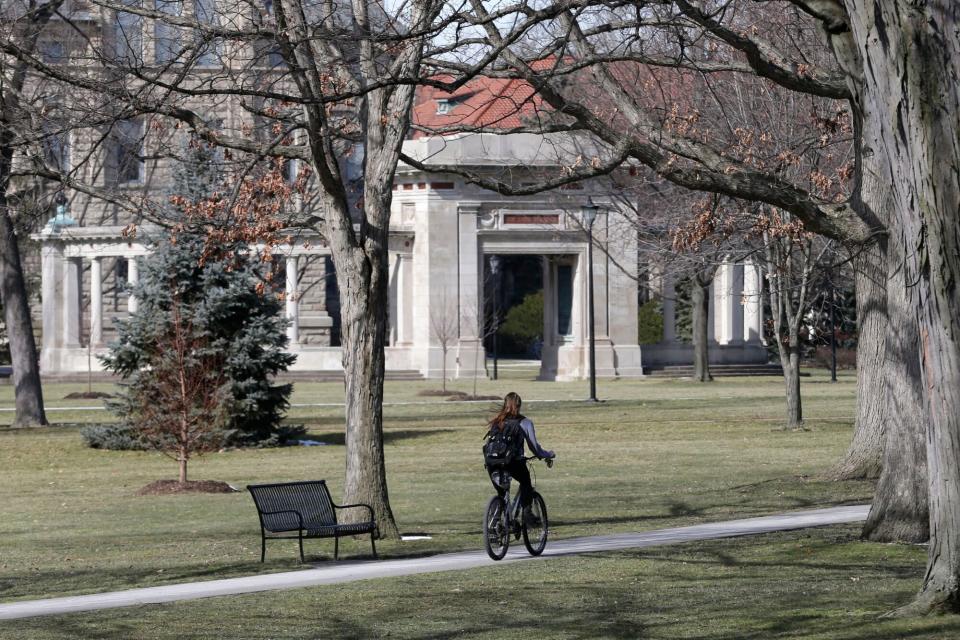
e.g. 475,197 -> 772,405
300,428 -> 457,446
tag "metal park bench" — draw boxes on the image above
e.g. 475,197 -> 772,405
247,480 -> 378,562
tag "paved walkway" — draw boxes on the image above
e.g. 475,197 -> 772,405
0,504 -> 869,620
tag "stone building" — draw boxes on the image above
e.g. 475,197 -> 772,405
25,4 -> 767,379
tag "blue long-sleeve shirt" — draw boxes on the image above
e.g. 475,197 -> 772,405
518,417 -> 554,459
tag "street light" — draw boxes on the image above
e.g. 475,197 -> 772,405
581,198 -> 599,402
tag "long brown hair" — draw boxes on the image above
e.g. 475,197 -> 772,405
489,392 -> 522,430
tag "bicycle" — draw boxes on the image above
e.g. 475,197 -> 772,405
482,456 -> 552,561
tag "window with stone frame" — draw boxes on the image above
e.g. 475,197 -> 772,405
110,0 -> 144,65
41,100 -> 71,171
282,158 -> 298,184
42,125 -> 71,172
109,118 -> 145,185
254,0 -> 285,68
195,0 -> 220,66
154,0 -> 183,64
40,39 -> 66,63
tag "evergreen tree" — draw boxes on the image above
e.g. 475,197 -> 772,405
101,232 -> 296,448
101,144 -> 296,452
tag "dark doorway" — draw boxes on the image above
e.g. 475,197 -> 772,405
484,255 -> 544,360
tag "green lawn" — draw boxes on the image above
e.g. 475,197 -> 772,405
3,371 -> 955,638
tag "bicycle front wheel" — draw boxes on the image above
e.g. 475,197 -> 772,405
522,492 -> 548,556
483,495 -> 509,560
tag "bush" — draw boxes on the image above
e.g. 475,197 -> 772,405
499,291 -> 544,356
81,422 -> 309,450
811,346 -> 858,370
638,299 -> 664,344
80,424 -> 149,450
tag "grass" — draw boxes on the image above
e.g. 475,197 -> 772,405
10,526 -> 958,640
3,370 -> 956,638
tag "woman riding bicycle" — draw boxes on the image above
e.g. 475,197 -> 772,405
485,392 -> 555,523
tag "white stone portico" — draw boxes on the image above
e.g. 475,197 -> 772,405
32,132 -> 765,379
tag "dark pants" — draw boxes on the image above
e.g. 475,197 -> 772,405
490,460 -> 533,509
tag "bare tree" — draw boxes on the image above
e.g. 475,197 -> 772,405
406,0 -> 926,546
462,297 -> 501,399
758,210 -> 828,429
429,289 -> 457,393
128,301 -> 232,483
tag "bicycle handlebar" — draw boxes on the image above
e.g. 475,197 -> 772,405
523,455 -> 555,467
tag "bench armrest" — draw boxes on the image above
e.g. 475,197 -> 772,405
259,509 -> 304,529
332,502 -> 374,522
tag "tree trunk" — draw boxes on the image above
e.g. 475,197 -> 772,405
844,0 -> 960,613
824,69 -> 927,540
179,455 -> 187,483
0,196 -> 48,428
862,246 -> 928,543
337,245 -> 400,540
781,336 -> 803,429
691,274 -> 712,382
830,243 -> 884,479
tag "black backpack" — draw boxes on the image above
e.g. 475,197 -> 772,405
483,420 -> 521,468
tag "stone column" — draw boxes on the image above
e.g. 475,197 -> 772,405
732,262 -> 745,344
393,254 -> 412,345
285,255 -> 299,345
127,257 -> 139,314
708,275 -> 718,345
715,261 -> 736,345
743,261 -> 764,343
572,254 -> 585,347
455,203 -> 486,380
388,253 -> 399,346
40,241 -> 65,363
90,257 -> 103,347
538,256 -> 558,380
457,203 -> 482,340
63,257 -> 82,348
661,271 -> 677,342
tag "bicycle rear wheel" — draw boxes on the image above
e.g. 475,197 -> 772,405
483,495 -> 509,560
522,492 -> 548,556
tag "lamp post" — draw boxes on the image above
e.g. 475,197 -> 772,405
581,198 -> 599,402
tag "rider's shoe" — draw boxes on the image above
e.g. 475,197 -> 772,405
522,507 -> 541,528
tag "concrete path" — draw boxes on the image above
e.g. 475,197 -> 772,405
0,504 -> 869,621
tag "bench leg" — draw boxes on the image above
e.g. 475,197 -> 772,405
370,532 -> 377,559
334,536 -> 339,561
261,532 -> 266,563
298,531 -> 305,563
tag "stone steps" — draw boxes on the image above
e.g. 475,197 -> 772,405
643,363 -> 785,378
276,370 -> 425,382
37,370 -> 425,384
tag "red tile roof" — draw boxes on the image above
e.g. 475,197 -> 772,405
410,73 -> 549,137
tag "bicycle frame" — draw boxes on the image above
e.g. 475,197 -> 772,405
484,457 -> 549,560
488,459 -> 537,532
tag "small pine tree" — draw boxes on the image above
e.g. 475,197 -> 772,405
101,232 -> 297,456
102,147 -> 296,466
